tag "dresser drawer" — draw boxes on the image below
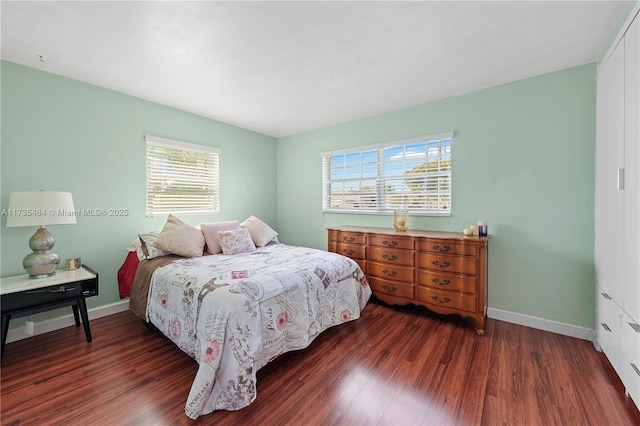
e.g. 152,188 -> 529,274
2,282 -> 95,313
596,302 -> 626,389
368,261 -> 414,283
417,239 -> 478,257
369,277 -> 414,299
368,234 -> 414,250
337,231 -> 366,245
416,270 -> 477,294
620,313 -> 640,394
368,246 -> 414,266
416,253 -> 477,275
336,243 -> 366,260
417,287 -> 477,313
328,230 -> 338,242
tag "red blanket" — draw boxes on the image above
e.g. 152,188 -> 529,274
117,251 -> 139,298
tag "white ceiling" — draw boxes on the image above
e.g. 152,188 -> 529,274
1,1 -> 632,137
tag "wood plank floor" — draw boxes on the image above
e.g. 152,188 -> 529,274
2,299 -> 639,425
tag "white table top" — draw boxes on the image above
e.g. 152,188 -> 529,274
0,267 -> 96,295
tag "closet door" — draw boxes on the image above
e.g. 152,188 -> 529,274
623,14 -> 639,324
595,39 -> 625,304
596,10 -> 640,409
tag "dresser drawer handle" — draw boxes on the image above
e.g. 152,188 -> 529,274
343,236 -> 355,242
629,323 -> 640,333
382,254 -> 397,261
382,269 -> 397,277
431,260 -> 451,268
431,295 -> 451,304
382,240 -> 397,247
600,323 -> 611,332
632,363 -> 640,377
432,245 -> 451,252
601,292 -> 612,300
342,249 -> 355,256
431,278 -> 451,286
382,285 -> 397,293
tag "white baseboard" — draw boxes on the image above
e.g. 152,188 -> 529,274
6,300 -> 130,344
7,301 -> 596,345
488,307 -> 596,342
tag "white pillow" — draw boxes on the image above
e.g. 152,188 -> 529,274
218,228 -> 256,255
152,215 -> 205,257
138,232 -> 171,259
241,215 -> 278,247
201,220 -> 241,254
127,238 -> 146,261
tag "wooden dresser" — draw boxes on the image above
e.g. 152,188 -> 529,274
328,226 -> 489,335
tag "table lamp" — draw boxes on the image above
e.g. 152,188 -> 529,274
6,191 -> 76,278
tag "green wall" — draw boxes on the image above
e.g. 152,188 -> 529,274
1,61 -> 277,325
1,60 -> 597,332
276,64 -> 597,329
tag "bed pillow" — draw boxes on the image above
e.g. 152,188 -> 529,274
126,238 -> 147,261
201,220 -> 241,255
218,228 -> 256,255
138,232 -> 171,259
241,215 -> 278,247
152,214 -> 206,257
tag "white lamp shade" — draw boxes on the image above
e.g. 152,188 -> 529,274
6,191 -> 77,227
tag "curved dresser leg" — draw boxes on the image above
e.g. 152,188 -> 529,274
476,316 -> 486,336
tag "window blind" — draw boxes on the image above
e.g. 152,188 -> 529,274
322,132 -> 453,216
145,135 -> 220,217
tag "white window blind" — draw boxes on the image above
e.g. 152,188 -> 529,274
145,135 -> 220,217
322,132 -> 453,216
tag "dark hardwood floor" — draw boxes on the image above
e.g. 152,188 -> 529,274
2,299 -> 639,425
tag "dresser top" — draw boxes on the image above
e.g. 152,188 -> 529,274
328,225 -> 490,241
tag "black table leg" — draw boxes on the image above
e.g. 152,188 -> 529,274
1,314 -> 10,360
72,304 -> 81,327
71,305 -> 80,327
77,298 -> 92,342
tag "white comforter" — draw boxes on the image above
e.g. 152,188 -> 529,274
146,243 -> 371,419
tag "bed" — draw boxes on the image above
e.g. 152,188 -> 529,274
124,236 -> 371,419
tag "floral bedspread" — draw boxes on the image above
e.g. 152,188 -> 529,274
146,243 -> 371,419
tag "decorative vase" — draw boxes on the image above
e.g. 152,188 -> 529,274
393,209 -> 408,231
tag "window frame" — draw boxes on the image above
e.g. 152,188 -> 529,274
321,131 -> 453,216
145,135 -> 221,217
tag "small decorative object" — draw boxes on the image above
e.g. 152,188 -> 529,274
478,221 -> 488,237
469,225 -> 479,236
6,191 -> 77,278
463,228 -> 472,236
65,258 -> 81,270
393,209 -> 409,231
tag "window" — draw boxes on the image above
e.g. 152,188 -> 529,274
145,135 -> 220,217
322,132 -> 452,216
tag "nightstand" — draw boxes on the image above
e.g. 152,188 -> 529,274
0,265 -> 99,361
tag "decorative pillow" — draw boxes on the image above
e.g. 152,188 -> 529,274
241,215 -> 278,247
138,232 -> 171,259
201,220 -> 241,255
218,228 -> 256,255
127,232 -> 171,260
126,238 -> 147,261
152,214 -> 205,257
